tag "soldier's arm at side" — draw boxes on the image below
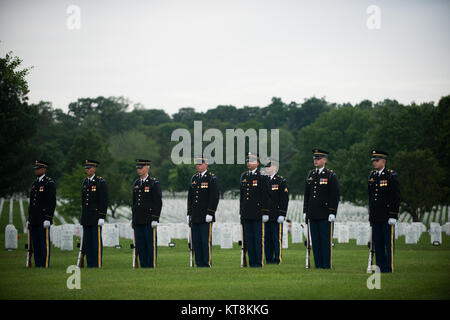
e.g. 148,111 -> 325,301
279,178 -> 289,217
328,172 -> 340,217
151,180 -> 163,222
98,179 -> 108,220
388,172 -> 401,220
45,179 -> 56,223
206,175 -> 219,219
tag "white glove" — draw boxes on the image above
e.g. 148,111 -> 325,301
43,220 -> 51,228
277,216 -> 285,224
151,221 -> 158,228
186,215 -> 191,224
205,214 -> 213,223
98,218 -> 105,226
388,218 -> 397,225
328,214 -> 336,222
262,215 -> 269,223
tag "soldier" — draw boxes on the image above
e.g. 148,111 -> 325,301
368,150 -> 400,273
240,152 -> 270,268
132,159 -> 162,268
303,149 -> 340,269
81,160 -> 108,268
263,158 -> 289,265
27,160 -> 56,268
187,156 -> 220,267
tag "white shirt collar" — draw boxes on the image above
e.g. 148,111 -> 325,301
141,174 -> 149,182
316,167 -> 325,174
199,170 -> 207,178
377,167 -> 385,175
38,174 -> 45,182
89,174 -> 96,181
270,174 -> 276,180
249,168 -> 258,175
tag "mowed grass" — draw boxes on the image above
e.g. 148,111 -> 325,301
0,230 -> 449,300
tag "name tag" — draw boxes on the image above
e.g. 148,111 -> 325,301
272,184 -> 279,190
320,178 -> 328,185
252,180 -> 258,187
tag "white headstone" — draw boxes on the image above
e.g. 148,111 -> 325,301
5,224 -> 18,249
220,225 -> 233,249
282,221 -> 288,249
442,223 -> 450,236
60,228 -> 74,251
430,223 -> 442,244
291,222 -> 303,243
338,224 -> 349,243
356,224 -> 370,245
51,225 -> 61,248
405,224 -> 418,244
103,224 -> 119,247
212,223 -> 222,246
176,223 -> 189,239
157,226 -> 171,246
232,224 -> 242,243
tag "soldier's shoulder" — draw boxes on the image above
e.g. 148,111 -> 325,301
150,177 -> 160,183
208,172 -> 217,180
240,171 -> 248,179
326,168 -> 336,176
45,176 -> 55,183
387,169 -> 398,176
97,176 -> 105,181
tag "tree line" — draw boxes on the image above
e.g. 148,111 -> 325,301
1,52 -> 449,222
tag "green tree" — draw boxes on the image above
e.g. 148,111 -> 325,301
392,149 -> 444,222
0,51 -> 38,196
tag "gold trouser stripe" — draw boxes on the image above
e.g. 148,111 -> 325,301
391,225 -> 394,272
261,222 -> 265,266
208,222 -> 212,267
153,227 -> 156,268
330,222 -> 333,268
45,228 -> 49,268
278,223 -> 282,264
98,226 -> 102,268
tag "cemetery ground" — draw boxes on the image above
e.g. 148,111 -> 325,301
1,231 -> 449,300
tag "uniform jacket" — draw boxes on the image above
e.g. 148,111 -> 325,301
28,175 -> 56,226
303,168 -> 340,220
81,175 -> 108,226
187,171 -> 220,224
132,176 -> 162,225
368,168 -> 400,223
240,169 -> 270,221
265,174 -> 289,222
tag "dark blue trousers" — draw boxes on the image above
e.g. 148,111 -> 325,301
135,225 -> 157,268
243,220 -> 264,268
83,226 -> 103,268
192,222 -> 212,267
264,222 -> 283,264
30,225 -> 51,268
310,220 -> 333,269
372,222 -> 395,273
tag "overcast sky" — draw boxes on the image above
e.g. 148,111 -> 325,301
1,0 -> 449,115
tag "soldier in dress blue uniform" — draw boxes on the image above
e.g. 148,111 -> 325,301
81,160 -> 108,268
132,159 -> 162,268
303,149 -> 340,269
240,152 -> 271,268
368,150 -> 400,273
263,159 -> 289,265
187,156 -> 220,267
27,160 -> 56,268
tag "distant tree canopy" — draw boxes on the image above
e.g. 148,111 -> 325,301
1,51 -> 449,222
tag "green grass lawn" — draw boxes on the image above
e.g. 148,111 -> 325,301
1,229 -> 449,300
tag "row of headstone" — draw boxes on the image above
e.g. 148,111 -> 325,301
18,198 -> 27,233
442,223 -> 450,236
51,224 -> 75,251
0,198 -> 4,220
